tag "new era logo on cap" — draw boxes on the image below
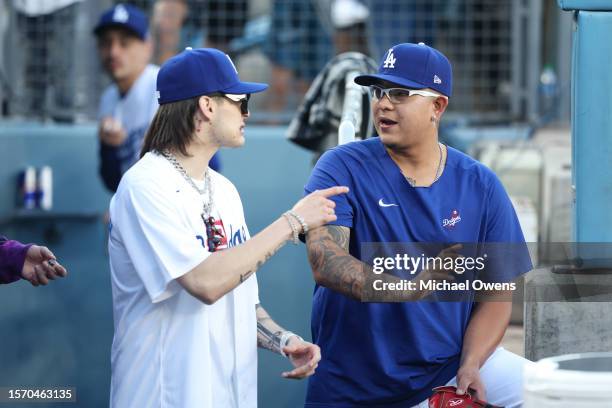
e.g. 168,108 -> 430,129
354,42 -> 453,97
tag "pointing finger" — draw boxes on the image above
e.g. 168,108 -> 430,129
316,186 -> 349,198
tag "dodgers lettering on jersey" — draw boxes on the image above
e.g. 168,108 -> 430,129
228,223 -> 247,247
303,137 -> 532,407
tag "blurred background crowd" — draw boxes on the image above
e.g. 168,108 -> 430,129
0,0 -> 570,126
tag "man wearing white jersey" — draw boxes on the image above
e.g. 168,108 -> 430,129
108,47 -> 348,407
93,3 -> 159,192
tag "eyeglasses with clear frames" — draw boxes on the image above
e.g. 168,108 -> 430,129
369,86 -> 445,104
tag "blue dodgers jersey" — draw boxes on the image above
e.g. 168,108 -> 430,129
304,138 -> 532,407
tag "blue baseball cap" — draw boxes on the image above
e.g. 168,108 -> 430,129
355,42 -> 452,97
156,48 -> 269,105
93,3 -> 148,41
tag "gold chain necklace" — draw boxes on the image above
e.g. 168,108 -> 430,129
404,143 -> 444,187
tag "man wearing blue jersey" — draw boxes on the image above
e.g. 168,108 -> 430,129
304,43 -> 533,407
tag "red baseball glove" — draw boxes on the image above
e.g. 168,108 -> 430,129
428,386 -> 503,408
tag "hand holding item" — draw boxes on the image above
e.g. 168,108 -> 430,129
99,116 -> 127,146
428,385 -> 500,408
21,245 -> 68,286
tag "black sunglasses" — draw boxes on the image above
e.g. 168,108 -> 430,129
209,93 -> 250,115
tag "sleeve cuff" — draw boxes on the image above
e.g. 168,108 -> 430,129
0,240 -> 32,283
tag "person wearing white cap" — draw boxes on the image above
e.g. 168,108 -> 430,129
107,47 -> 349,407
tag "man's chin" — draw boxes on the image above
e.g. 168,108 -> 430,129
379,133 -> 400,148
225,136 -> 245,149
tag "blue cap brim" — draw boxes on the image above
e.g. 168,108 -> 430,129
354,73 -> 426,90
223,81 -> 269,94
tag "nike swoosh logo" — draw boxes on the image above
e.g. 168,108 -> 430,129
378,199 -> 398,207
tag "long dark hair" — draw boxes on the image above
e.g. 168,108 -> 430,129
140,96 -> 200,158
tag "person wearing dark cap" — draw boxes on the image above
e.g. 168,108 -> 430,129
303,43 -> 533,407
93,3 -> 159,192
0,236 -> 67,286
107,47 -> 348,407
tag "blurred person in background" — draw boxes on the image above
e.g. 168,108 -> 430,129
203,0 -> 248,55
263,0 -> 332,119
94,3 -> 159,192
368,0 -> 436,59
9,0 -> 83,120
151,0 -> 189,65
329,0 -> 371,55
0,236 -> 67,286
152,0 -> 247,57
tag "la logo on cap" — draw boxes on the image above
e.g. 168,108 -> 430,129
383,48 -> 396,69
113,4 -> 129,23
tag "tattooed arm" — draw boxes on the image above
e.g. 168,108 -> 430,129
177,186 -> 348,305
256,304 -> 321,379
306,225 -> 365,300
177,218 -> 290,305
256,303 -> 286,354
306,226 -> 456,301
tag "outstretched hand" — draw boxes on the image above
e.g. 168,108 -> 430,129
291,186 -> 349,231
281,337 -> 321,380
21,245 -> 68,286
